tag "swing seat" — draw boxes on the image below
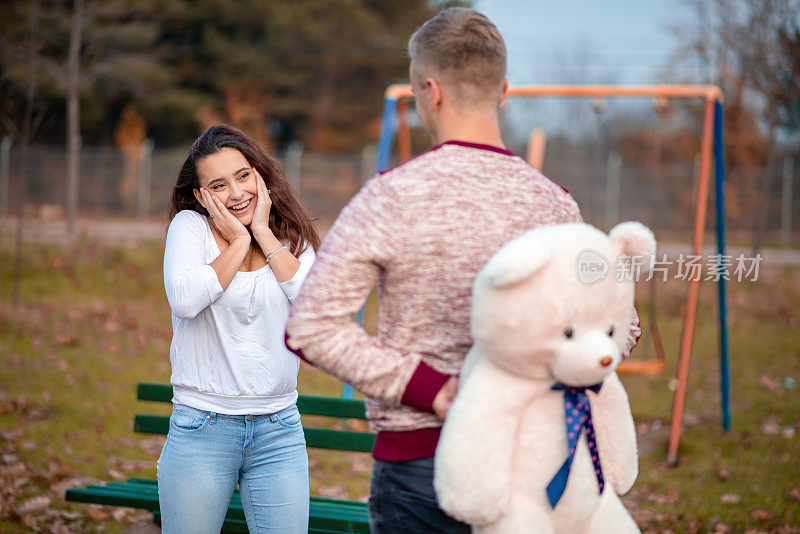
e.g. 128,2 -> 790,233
617,357 -> 665,376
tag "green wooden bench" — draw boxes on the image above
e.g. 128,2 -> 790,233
66,382 -> 375,533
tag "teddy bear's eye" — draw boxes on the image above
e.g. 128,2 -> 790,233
563,328 -> 574,339
607,326 -> 614,337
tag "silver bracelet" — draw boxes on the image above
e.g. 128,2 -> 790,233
266,244 -> 287,264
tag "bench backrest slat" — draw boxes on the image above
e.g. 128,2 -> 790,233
134,383 -> 375,453
137,383 -> 173,402
133,415 -> 376,452
137,383 -> 368,420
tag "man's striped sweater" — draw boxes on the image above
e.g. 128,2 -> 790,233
286,140 -> 641,462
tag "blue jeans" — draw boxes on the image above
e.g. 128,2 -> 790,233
157,403 -> 309,534
369,457 -> 471,534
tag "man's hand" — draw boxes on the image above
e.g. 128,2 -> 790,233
432,376 -> 459,419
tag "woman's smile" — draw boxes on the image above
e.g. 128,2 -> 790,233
229,198 -> 253,214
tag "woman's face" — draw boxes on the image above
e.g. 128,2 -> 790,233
193,147 -> 259,226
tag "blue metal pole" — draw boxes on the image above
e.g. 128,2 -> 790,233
342,95 -> 399,400
376,96 -> 399,173
714,100 -> 731,431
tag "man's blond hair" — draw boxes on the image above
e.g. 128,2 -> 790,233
408,8 -> 507,105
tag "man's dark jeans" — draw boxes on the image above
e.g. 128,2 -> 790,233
368,457 -> 472,533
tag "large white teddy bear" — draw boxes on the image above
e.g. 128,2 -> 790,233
434,222 -> 655,534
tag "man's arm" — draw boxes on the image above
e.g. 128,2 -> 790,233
286,176 -> 450,413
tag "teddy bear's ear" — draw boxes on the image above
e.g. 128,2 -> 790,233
609,222 -> 657,273
478,231 -> 555,288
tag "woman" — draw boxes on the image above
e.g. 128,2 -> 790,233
158,125 -> 320,533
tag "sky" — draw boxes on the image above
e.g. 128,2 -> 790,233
474,0 -> 704,86
471,0 -> 706,142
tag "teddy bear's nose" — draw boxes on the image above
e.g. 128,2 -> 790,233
600,357 -> 613,367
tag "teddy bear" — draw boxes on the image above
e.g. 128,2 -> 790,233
434,221 -> 655,534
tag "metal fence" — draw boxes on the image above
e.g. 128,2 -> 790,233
0,137 -> 796,245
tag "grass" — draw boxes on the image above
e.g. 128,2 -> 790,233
0,236 -> 798,532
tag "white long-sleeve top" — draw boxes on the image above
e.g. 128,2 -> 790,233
164,209 -> 315,414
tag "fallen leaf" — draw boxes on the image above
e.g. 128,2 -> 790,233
683,412 -> 700,425
59,510 -> 82,521
758,375 -> 780,392
316,484 -> 348,499
123,263 -> 141,279
720,493 -> 741,504
761,421 -> 780,435
346,419 -> 369,432
111,507 -> 134,523
50,476 -> 98,500
664,488 -> 682,504
687,518 -> 703,534
107,469 -> 126,481
65,307 -> 83,321
0,429 -> 24,441
654,511 -> 680,524
749,508 -> 775,522
87,504 -> 109,522
16,495 -> 51,513
23,406 -> 51,422
789,486 -> 800,502
349,455 -> 371,476
120,461 -> 138,473
55,332 -> 77,347
20,513 -> 38,529
632,508 -> 656,526
2,454 -> 19,464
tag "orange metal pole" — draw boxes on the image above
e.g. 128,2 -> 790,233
386,84 -> 723,102
397,99 -> 412,163
667,97 -> 716,465
527,128 -> 546,171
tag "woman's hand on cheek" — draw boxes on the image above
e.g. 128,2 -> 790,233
250,169 -> 272,238
201,187 -> 250,244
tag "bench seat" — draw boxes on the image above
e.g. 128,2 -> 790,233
65,383 -> 374,533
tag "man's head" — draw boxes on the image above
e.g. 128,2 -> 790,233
408,7 -> 507,118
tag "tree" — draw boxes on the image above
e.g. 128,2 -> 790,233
1,0 -> 443,151
147,0 -> 437,151
66,0 -> 83,234
1,0 -> 180,231
0,0 -> 50,306
670,0 -> 800,249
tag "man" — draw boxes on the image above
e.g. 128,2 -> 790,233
286,7 -> 641,533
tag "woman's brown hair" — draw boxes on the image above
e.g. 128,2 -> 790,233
169,125 -> 320,255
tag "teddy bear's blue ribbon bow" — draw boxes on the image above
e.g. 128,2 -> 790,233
546,382 -> 605,508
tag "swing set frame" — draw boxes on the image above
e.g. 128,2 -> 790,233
373,84 -> 730,464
